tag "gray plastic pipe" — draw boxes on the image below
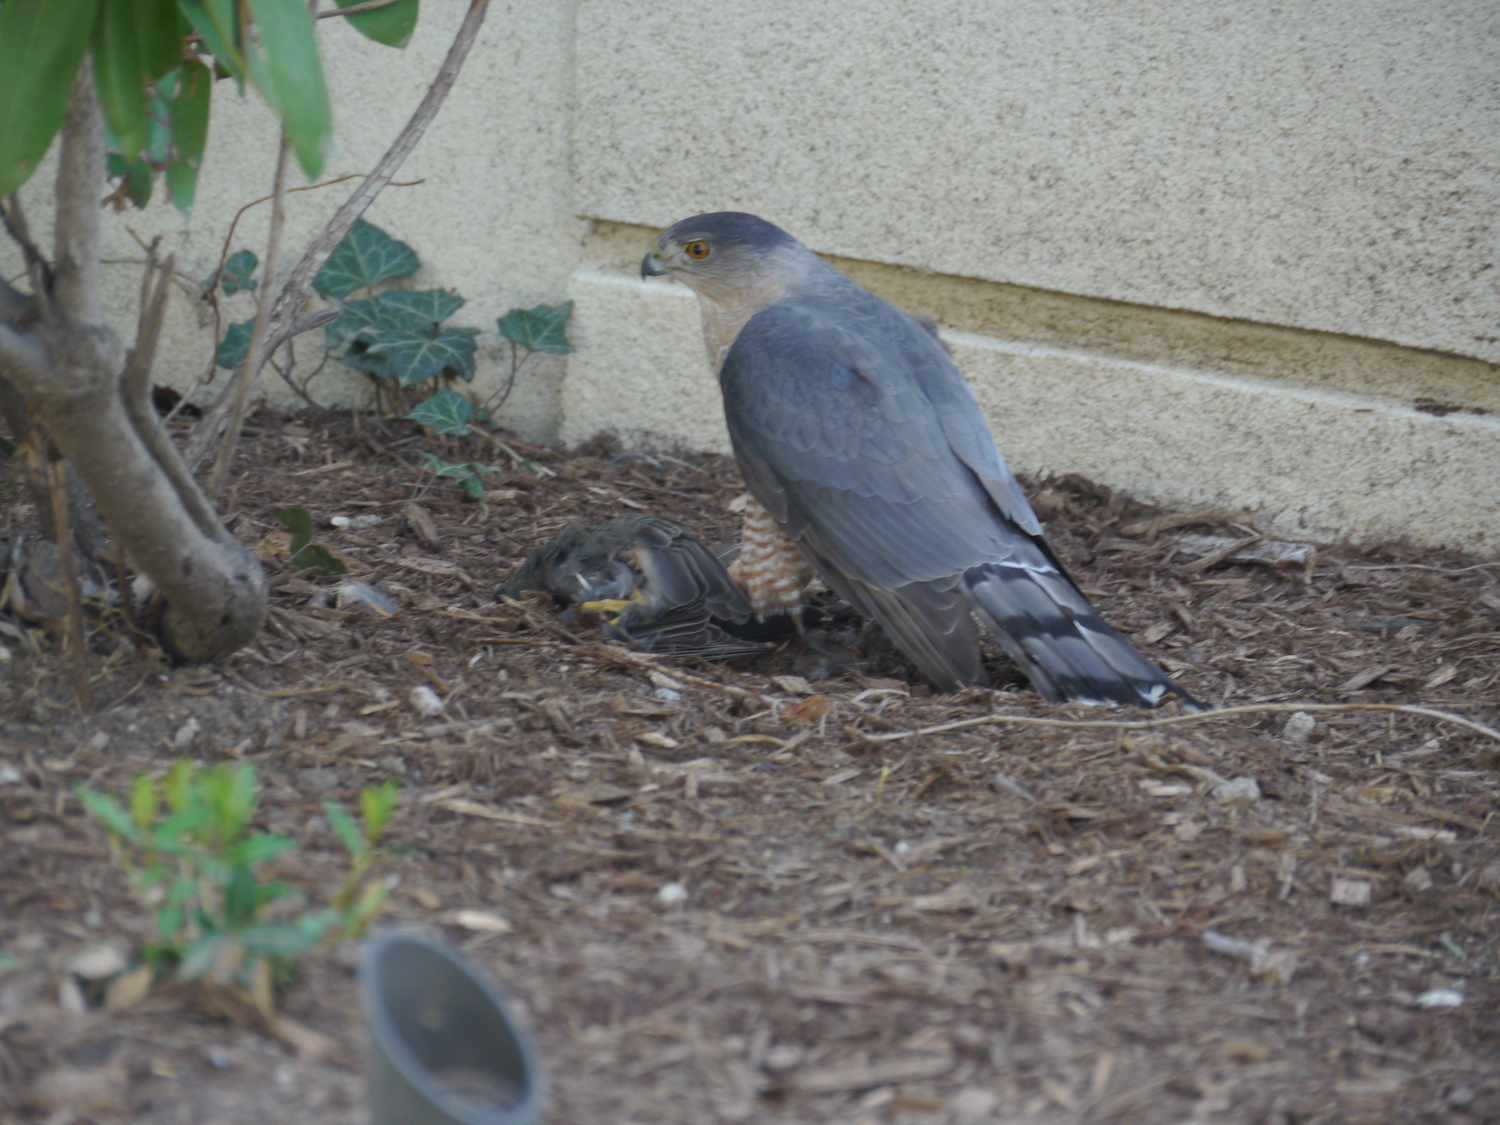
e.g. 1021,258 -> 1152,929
359,932 -> 542,1125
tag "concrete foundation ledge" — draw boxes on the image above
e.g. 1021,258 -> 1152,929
560,269 -> 1500,557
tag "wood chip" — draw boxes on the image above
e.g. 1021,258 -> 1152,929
1330,877 -> 1373,905
400,501 -> 442,549
1339,664 -> 1395,693
772,674 -> 815,695
1423,663 -> 1459,690
446,909 -> 513,933
439,798 -> 550,827
788,1054 -> 954,1094
1174,532 -> 1316,572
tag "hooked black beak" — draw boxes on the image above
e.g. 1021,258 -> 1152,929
640,249 -> 666,278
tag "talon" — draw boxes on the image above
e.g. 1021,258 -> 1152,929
578,598 -> 633,623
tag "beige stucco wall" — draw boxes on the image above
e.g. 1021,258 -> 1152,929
4,1 -> 1498,554
563,0 -> 1500,555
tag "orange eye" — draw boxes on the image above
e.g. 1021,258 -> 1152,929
684,240 -> 711,260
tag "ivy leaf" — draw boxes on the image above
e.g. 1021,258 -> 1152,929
275,507 -> 346,574
220,250 -> 259,296
325,289 -> 458,348
496,301 -> 574,356
418,451 -> 474,480
216,319 -> 254,369
337,0 -> 419,49
406,388 -> 473,436
313,220 -> 419,299
378,288 -> 465,326
276,507 -> 314,556
365,326 -> 478,387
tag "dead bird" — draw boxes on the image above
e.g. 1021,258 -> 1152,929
496,515 -> 789,658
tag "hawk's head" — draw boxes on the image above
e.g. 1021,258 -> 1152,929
641,212 -> 807,302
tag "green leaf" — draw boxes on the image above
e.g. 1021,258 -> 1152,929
337,0 -> 419,49
137,0 -> 188,82
222,866 -> 261,925
367,326 -> 478,387
276,506 -> 314,556
177,932 -> 229,980
406,388 -> 472,436
76,786 -> 141,845
226,834 -> 297,868
94,0 -> 150,162
164,760 -> 197,814
237,914 -> 334,957
359,781 -> 399,841
378,288 -> 464,325
496,301 -> 574,356
313,220 -> 419,298
0,0 -> 98,197
293,543 -> 347,576
418,451 -> 474,481
341,338 -> 396,381
325,289 -> 450,349
245,0 -> 331,180
176,0 -> 246,86
129,774 -> 160,831
323,801 -> 364,858
458,474 -> 485,500
220,250 -> 259,296
165,58 -> 212,217
217,319 -> 254,369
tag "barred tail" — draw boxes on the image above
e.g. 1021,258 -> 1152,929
962,560 -> 1201,710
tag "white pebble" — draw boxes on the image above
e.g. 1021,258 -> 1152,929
410,685 -> 445,716
1213,776 -> 1262,803
172,717 -> 201,751
1282,711 -> 1316,743
1416,988 -> 1463,1009
67,944 -> 127,980
657,881 -> 687,906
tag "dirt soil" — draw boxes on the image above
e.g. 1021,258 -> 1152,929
1,410 -> 1497,1125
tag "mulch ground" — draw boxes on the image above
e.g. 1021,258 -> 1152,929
1,408 -> 1497,1125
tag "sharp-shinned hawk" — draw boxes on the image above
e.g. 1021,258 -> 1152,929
641,212 -> 1198,709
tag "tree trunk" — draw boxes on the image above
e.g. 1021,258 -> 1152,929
0,67 -> 267,663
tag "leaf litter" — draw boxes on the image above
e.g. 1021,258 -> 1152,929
0,411 -> 1496,1123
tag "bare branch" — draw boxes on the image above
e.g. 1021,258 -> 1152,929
52,61 -> 105,325
0,323 -> 49,380
0,277 -> 33,323
208,135 -> 291,498
2,196 -> 54,321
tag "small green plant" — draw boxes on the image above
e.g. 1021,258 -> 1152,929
276,506 -> 347,575
76,762 -> 397,1012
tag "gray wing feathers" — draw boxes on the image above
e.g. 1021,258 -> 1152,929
721,287 -> 1195,708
